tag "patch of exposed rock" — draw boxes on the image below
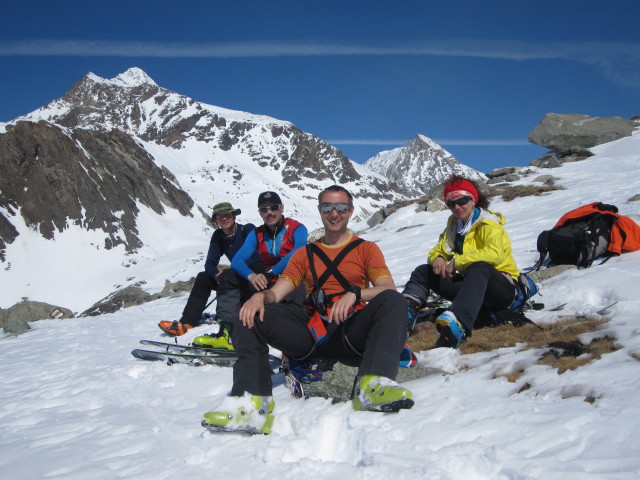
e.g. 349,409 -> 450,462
367,196 -> 447,228
1,300 -> 74,335
527,264 -> 576,283
297,358 -> 442,403
528,113 -> 636,167
79,276 -> 201,317
0,121 -> 195,260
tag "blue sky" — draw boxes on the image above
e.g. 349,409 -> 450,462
1,1 -> 639,173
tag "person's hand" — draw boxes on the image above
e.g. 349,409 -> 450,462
328,292 -> 356,324
432,257 -> 447,277
239,293 -> 266,328
443,259 -> 456,278
248,273 -> 268,291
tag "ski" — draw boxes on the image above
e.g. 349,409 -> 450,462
596,301 -> 618,315
131,348 -> 239,366
548,303 -> 568,311
132,344 -> 281,368
556,301 -> 619,319
139,339 -> 233,356
200,421 -> 264,435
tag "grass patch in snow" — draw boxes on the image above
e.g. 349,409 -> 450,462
408,315 -> 617,378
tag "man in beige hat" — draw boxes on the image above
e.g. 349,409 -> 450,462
158,202 -> 256,336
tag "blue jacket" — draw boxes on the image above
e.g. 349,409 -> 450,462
205,223 -> 257,278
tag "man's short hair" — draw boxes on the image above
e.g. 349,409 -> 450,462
318,185 -> 353,206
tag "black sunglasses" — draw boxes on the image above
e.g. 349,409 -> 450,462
446,197 -> 473,209
258,204 -> 282,214
319,203 -> 350,214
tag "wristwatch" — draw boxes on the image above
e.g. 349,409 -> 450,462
348,285 -> 361,304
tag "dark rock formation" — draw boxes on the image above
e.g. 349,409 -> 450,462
80,285 -> 152,316
0,120 -> 194,259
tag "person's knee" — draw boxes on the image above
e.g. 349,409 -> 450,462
375,289 -> 404,304
217,268 -> 239,290
465,261 -> 493,274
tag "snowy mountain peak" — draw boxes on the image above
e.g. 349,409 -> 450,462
81,68 -> 158,89
364,134 -> 485,197
415,133 -> 439,149
113,67 -> 158,87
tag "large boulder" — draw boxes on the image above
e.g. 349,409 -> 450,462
0,300 -> 74,335
528,113 -> 635,156
296,358 -> 441,403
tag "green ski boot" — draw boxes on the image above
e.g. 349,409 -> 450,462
353,375 -> 414,412
193,327 -> 234,351
202,394 -> 275,434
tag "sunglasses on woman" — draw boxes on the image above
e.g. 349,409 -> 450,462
319,203 -> 350,214
258,204 -> 282,214
446,196 -> 473,209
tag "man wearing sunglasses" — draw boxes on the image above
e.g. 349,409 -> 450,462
158,202 -> 256,336
206,191 -> 308,351
402,176 -> 521,348
202,185 -> 413,434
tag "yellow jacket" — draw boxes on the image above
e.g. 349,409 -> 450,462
428,209 -> 520,280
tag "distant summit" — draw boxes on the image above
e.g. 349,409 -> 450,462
113,67 -> 158,87
364,134 -> 485,197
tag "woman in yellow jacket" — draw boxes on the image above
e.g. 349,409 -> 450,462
403,176 -> 521,348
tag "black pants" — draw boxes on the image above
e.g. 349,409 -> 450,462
215,268 -> 259,337
180,271 -> 218,326
403,262 -> 515,332
230,289 -> 408,397
216,265 -> 306,337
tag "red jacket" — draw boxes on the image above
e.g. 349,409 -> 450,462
255,218 -> 303,267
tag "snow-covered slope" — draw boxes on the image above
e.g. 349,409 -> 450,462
1,131 -> 639,479
364,134 -> 486,197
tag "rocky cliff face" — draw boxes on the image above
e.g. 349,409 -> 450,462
364,134 -> 485,197
0,120 -> 194,260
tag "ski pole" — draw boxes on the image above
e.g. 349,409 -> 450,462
204,295 -> 217,311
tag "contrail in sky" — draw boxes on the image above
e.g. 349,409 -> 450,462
329,139 -> 531,146
1,38 -> 638,89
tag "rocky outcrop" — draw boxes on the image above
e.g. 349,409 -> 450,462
528,113 -> 636,159
367,195 -> 447,228
1,300 -> 74,335
0,120 -> 195,259
295,358 -> 442,403
79,277 -> 200,317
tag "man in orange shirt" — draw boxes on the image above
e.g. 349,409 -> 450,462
202,185 -> 413,434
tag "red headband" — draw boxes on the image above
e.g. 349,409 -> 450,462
444,179 -> 479,203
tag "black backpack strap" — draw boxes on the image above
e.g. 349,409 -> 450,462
306,244 -> 320,290
306,238 -> 365,293
534,230 -> 550,270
